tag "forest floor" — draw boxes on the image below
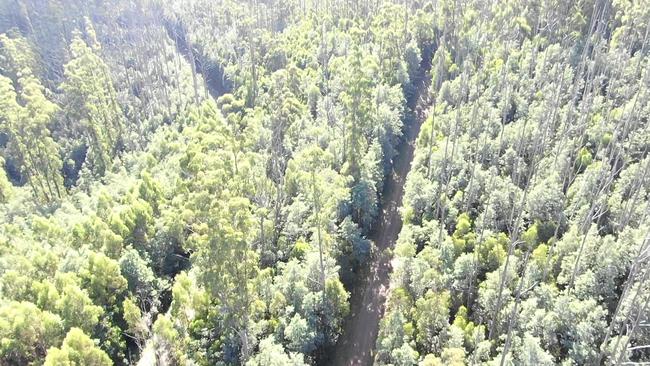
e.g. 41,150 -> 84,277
329,53 -> 433,365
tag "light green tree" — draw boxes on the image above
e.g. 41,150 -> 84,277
61,32 -> 123,175
44,327 -> 112,366
0,301 -> 63,365
0,73 -> 64,202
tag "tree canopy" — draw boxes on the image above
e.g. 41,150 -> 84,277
0,0 -> 649,365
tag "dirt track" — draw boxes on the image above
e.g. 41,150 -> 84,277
330,53 -> 432,366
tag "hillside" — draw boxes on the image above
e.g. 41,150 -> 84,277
0,1 -> 649,365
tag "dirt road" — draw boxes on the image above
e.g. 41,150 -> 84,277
330,53 -> 433,365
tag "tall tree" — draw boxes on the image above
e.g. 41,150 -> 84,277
0,73 -> 64,202
61,30 -> 124,175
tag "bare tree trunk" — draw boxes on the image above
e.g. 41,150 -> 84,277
312,171 -> 327,307
598,234 -> 650,363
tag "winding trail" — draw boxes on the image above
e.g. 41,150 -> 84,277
330,51 -> 433,366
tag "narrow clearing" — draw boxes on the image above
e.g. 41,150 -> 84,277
330,52 -> 432,366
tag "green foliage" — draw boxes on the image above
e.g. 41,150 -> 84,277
0,157 -> 11,202
476,234 -> 508,273
414,290 -> 451,353
79,252 -> 127,307
54,282 -> 104,335
291,239 -> 310,260
71,215 -> 123,258
118,248 -> 158,299
575,147 -> 593,172
522,223 -> 539,249
61,34 -> 123,175
0,68 -> 64,203
451,213 -> 476,254
151,314 -> 186,365
246,336 -> 307,366
284,313 -> 316,354
43,327 -> 112,366
376,0 -> 650,362
0,301 -> 63,365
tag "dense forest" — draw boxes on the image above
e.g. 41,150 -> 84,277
0,0 -> 648,365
